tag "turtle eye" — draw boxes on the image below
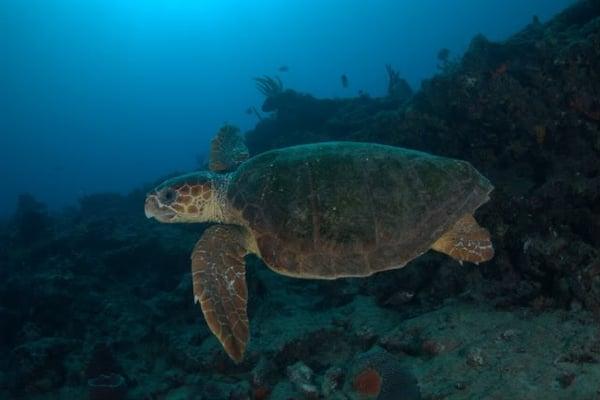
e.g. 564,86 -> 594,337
160,188 -> 177,205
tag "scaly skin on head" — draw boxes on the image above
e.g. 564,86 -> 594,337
144,171 -> 236,224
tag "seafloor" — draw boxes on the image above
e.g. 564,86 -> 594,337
1,1 -> 600,399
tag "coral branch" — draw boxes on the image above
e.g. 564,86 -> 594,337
253,75 -> 284,98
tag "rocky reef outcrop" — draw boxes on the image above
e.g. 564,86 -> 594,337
247,0 -> 600,314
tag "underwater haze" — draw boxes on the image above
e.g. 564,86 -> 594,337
0,0 -> 573,215
3,0 -> 600,399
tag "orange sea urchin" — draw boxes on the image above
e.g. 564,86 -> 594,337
353,367 -> 382,396
348,348 -> 421,400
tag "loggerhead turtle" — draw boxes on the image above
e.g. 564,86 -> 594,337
144,125 -> 494,363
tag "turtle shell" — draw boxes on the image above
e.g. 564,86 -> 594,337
228,142 -> 492,278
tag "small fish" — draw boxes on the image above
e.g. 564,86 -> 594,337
245,107 -> 253,115
278,65 -> 289,72
341,74 -> 349,88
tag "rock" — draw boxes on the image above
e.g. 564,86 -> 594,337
321,366 -> 344,397
12,337 -> 77,391
287,361 -> 318,399
87,373 -> 127,400
499,329 -> 520,342
228,381 -> 251,400
379,328 -> 423,356
355,325 -> 378,347
466,347 -> 485,367
164,386 -> 202,400
287,361 -> 313,386
298,382 -> 319,399
251,356 -> 275,387
421,339 -> 446,356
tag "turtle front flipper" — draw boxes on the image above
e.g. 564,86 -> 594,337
191,225 -> 252,363
431,214 -> 494,264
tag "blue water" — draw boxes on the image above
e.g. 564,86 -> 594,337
0,0 -> 573,215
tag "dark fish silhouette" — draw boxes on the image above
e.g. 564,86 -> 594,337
341,74 -> 349,88
278,65 -> 289,72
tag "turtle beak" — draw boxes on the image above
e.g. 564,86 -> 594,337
144,196 -> 155,219
144,194 -> 176,222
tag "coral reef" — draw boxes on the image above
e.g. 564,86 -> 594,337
1,190 -> 600,398
210,124 -> 250,172
385,64 -> 413,101
245,0 -> 600,314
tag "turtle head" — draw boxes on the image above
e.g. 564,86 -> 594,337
145,171 -> 229,223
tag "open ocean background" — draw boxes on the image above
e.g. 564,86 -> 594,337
0,0 -> 572,215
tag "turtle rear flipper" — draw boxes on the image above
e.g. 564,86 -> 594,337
431,214 -> 494,265
191,225 -> 251,363
209,124 -> 249,172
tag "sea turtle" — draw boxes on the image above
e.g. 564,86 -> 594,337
144,125 -> 494,363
